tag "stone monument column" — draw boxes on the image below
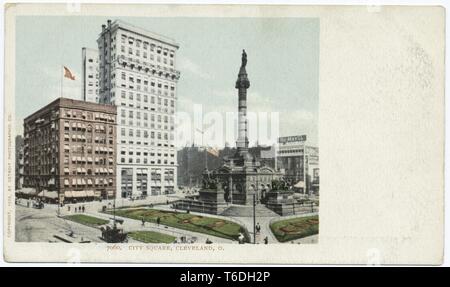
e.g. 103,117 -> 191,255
235,50 -> 250,156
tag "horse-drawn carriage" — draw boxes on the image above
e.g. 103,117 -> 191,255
100,223 -> 128,243
32,201 -> 44,209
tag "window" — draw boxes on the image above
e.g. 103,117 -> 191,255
121,128 -> 125,136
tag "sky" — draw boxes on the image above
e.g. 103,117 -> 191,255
15,16 -> 319,148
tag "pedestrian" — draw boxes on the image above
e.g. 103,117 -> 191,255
256,222 -> 261,234
156,217 -> 161,226
74,207 -> 77,213
141,217 -> 145,227
67,206 -> 71,212
82,206 -> 85,213
238,233 -> 245,244
264,236 -> 268,244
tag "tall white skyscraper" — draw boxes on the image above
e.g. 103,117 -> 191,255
97,20 -> 180,198
82,47 -> 99,103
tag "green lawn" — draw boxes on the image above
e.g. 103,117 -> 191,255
64,214 -> 109,227
105,208 -> 247,241
270,215 -> 319,242
128,231 -> 176,243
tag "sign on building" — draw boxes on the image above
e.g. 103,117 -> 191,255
278,135 -> 307,144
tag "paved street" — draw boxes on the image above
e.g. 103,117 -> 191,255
15,198 -> 235,244
15,203 -> 103,243
15,197 -> 318,244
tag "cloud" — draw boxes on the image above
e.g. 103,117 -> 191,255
178,56 -> 212,80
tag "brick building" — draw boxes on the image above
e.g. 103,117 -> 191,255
23,98 -> 117,203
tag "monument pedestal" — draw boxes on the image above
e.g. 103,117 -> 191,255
265,190 -> 305,216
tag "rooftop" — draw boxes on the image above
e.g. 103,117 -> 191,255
100,19 -> 179,49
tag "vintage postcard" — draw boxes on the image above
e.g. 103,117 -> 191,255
2,3 -> 445,264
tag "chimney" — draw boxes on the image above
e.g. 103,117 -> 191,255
102,24 -> 106,32
107,19 -> 111,27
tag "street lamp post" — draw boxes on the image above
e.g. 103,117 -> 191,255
253,193 -> 256,244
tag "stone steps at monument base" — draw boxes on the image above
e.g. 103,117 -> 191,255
220,205 -> 280,217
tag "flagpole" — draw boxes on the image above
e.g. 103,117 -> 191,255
61,65 -> 63,98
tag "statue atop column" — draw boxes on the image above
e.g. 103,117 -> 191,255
236,49 -> 250,89
241,49 -> 247,68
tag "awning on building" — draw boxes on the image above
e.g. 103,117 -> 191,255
86,190 -> 95,197
294,181 -> 305,188
19,187 -> 37,195
73,190 -> 87,198
37,190 -> 58,199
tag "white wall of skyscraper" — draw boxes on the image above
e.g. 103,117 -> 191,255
97,19 -> 180,199
82,47 -> 99,103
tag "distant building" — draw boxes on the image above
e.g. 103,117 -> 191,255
23,98 -> 117,203
15,135 -> 24,189
97,19 -> 180,198
82,47 -> 99,103
177,145 -> 225,187
276,135 -> 319,195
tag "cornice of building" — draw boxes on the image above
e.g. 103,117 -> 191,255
100,19 -> 179,49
